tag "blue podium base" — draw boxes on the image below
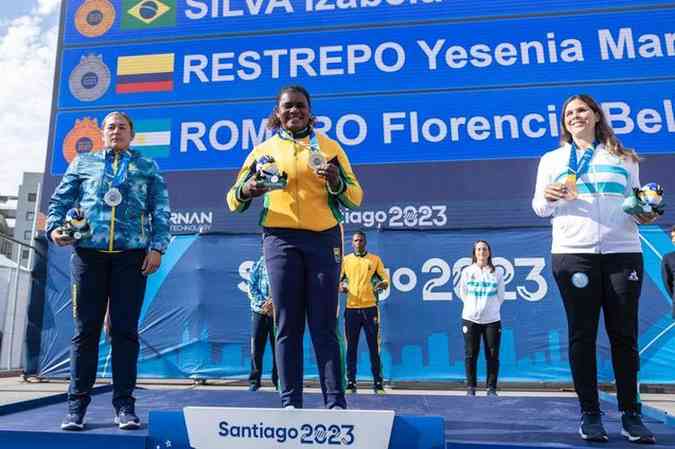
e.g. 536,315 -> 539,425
148,410 -> 444,449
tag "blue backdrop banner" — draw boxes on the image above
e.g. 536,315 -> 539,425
35,228 -> 675,383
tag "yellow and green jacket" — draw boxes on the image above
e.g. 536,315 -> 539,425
227,132 -> 363,231
341,252 -> 389,309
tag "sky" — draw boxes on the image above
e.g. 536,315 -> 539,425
0,0 -> 61,195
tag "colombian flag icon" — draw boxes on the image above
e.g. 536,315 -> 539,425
115,53 -> 174,94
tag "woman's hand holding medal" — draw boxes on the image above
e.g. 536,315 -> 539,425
315,160 -> 341,192
544,182 -> 568,202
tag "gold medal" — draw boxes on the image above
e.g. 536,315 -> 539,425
563,176 -> 578,200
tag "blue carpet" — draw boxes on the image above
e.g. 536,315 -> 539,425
0,388 -> 673,448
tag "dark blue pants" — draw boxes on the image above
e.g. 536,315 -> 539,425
552,253 -> 642,413
249,310 -> 278,388
263,226 -> 346,409
68,248 -> 147,413
344,306 -> 383,384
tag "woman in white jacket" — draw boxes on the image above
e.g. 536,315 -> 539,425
532,94 -> 658,444
459,240 -> 505,397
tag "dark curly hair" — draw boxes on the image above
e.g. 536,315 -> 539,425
266,85 -> 315,130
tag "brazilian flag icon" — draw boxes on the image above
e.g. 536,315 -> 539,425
122,0 -> 176,29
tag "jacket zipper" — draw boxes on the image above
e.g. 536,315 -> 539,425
294,141 -> 300,222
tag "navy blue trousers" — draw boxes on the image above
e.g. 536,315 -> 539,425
344,306 -> 383,384
68,248 -> 147,413
263,226 -> 346,409
249,310 -> 278,388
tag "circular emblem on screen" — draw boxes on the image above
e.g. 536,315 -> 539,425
68,54 -> 111,101
75,0 -> 116,38
140,1 -> 160,20
63,117 -> 104,163
571,272 -> 589,289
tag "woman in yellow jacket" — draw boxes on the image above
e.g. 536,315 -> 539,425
227,85 -> 363,410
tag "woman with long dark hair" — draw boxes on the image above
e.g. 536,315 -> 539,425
458,240 -> 505,396
532,94 -> 658,443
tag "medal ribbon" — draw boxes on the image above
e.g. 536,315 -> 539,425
566,142 -> 595,187
104,150 -> 130,189
277,128 -> 321,154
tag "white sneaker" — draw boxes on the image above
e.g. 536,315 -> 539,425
284,405 -> 296,409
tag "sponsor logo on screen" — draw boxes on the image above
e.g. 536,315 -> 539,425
170,210 -> 213,233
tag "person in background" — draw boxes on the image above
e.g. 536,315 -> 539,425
661,225 -> 675,319
339,230 -> 389,394
246,255 -> 278,391
458,240 -> 505,397
48,111 -> 171,431
227,85 -> 363,409
532,94 -> 659,444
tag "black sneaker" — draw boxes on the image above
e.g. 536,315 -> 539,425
249,383 -> 260,392
346,380 -> 357,394
114,408 -> 141,430
579,412 -> 608,442
373,382 -> 385,395
466,387 -> 476,396
621,411 -> 656,444
487,388 -> 498,397
61,411 -> 85,431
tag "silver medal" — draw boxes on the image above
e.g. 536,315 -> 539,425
104,187 -> 122,207
308,152 -> 326,170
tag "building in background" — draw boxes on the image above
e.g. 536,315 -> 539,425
12,173 -> 42,266
0,195 -> 17,260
